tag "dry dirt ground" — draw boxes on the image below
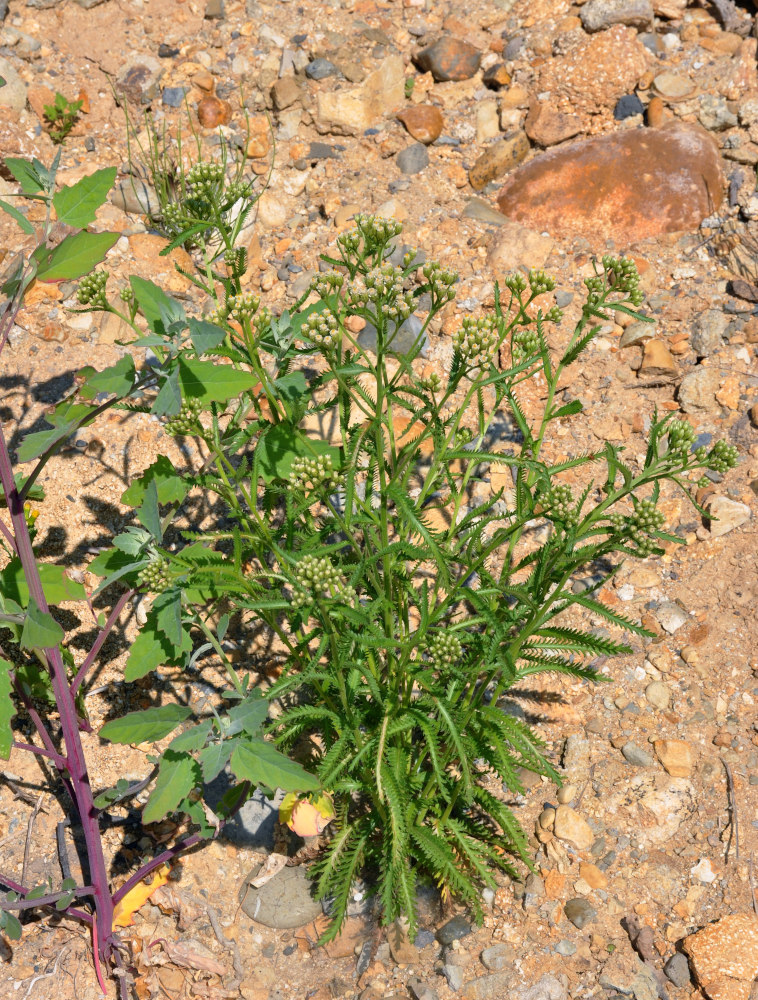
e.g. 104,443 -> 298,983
0,0 -> 758,998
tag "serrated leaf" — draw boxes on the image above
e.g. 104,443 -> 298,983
178,356 -> 256,405
188,317 -> 226,356
551,399 -> 583,420
0,559 -> 85,606
142,751 -> 199,825
152,587 -> 182,647
152,366 -> 182,417
4,157 -> 47,195
77,354 -> 136,400
17,402 -> 95,463
34,230 -> 118,282
0,659 -> 15,760
136,477 -> 162,540
52,168 -> 116,229
21,598 -> 64,650
198,740 -> 234,783
0,199 -> 35,236
99,704 -> 192,745
230,739 -> 319,793
121,455 -> 187,507
124,623 -> 191,682
130,276 -> 185,332
169,720 -> 212,753
227,693 -> 268,736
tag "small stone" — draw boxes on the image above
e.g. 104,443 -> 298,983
197,95 -> 231,128
653,72 -> 694,100
415,929 -> 436,949
655,601 -> 688,634
162,86 -> 187,108
553,805 -> 594,850
116,55 -> 163,104
396,105 -> 443,144
388,920 -> 419,965
238,864 -> 322,929
692,309 -> 729,357
461,199 -> 507,226
579,863 -> 608,889
317,54 -> 404,134
461,972 -> 513,1000
646,95 -> 665,127
396,143 -> 429,174
414,36 -> 481,83
271,76 -> 301,110
564,898 -> 597,929
663,952 -> 691,988
525,102 -> 583,148
469,130 -> 529,191
539,808 -> 556,831
0,57 -> 28,111
480,943 -> 515,972
204,0 -> 224,17
488,220 -> 554,272
619,321 -> 654,348
555,940 -> 577,956
443,965 -> 465,992
645,681 -> 671,711
691,858 -> 718,884
707,496 -> 751,538
615,94 -> 645,121
437,916 -> 472,946
112,178 -> 160,217
654,740 -> 693,777
621,741 -> 654,767
306,58 -> 340,80
639,339 -> 677,378
581,0 -> 653,33
698,94 -> 738,132
476,100 -> 500,144
482,64 -> 511,90
683,914 -> 758,1000
409,981 -> 440,1000
679,367 -> 722,413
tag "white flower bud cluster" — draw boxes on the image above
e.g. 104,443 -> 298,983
186,161 -> 224,195
165,397 -> 203,436
421,261 -> 457,303
528,269 -> 556,295
290,454 -> 340,494
77,270 -> 109,308
347,264 -> 415,321
313,270 -> 345,299
227,292 -> 260,322
302,307 -> 341,353
452,315 -> 498,363
292,555 -> 356,609
427,632 -> 462,666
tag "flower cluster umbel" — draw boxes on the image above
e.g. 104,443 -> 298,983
292,555 -> 356,609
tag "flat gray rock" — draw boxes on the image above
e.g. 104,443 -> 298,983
238,863 -> 322,929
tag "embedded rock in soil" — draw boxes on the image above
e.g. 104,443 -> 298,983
497,121 -> 723,245
664,952 -> 692,988
621,741 -> 654,767
552,805 -> 594,850
414,36 -> 481,82
197,95 -> 231,128
396,142 -> 429,174
707,496 -> 751,537
654,740 -> 693,777
480,943 -> 516,971
599,953 -> 660,1000
525,101 -> 584,147
683,914 -> 758,1000
580,0 -> 653,33
639,339 -> 677,378
691,309 -> 729,357
238,864 -> 322,929
317,54 -> 404,134
437,915 -> 472,945
678,367 -> 722,412
564,898 -> 597,929
0,57 -> 28,110
537,25 -> 649,113
469,130 -> 530,190
488,220 -> 554,273
116,55 -> 163,104
397,105 -> 443,145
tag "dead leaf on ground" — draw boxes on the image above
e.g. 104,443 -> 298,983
248,852 -> 288,888
151,883 -> 205,930
153,937 -> 228,976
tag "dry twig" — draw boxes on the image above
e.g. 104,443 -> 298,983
21,793 -> 45,888
722,759 -> 739,863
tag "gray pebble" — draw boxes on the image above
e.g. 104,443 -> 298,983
443,965 -> 465,992
162,87 -> 187,108
555,290 -> 574,308
481,942 -> 516,971
396,143 -> 429,175
555,940 -> 577,956
305,58 -> 340,80
621,741 -> 654,767
663,952 -> 691,988
691,309 -> 729,357
436,915 -> 471,945
414,929 -> 436,949
563,897 -> 597,929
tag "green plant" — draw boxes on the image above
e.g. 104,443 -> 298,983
70,205 -> 737,942
43,92 -> 83,144
0,156 -> 316,996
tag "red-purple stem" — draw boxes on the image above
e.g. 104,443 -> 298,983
0,519 -> 17,553
70,589 -> 134,698
0,885 -> 94,910
11,740 -> 67,767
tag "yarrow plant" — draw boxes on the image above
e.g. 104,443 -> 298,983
0,140 -> 740,992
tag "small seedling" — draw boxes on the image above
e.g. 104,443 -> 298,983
43,92 -> 83,144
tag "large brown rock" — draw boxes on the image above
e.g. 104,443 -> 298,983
683,914 -> 758,1000
496,121 -> 724,246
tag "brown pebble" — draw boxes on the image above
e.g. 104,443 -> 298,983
639,339 -> 677,378
646,96 -> 665,128
483,63 -> 511,89
713,731 -> 732,747
396,105 -> 443,145
197,95 -> 231,128
469,130 -> 529,191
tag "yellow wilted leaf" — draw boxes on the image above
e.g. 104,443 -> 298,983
112,863 -> 172,929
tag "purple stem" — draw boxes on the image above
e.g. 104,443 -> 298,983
69,589 -> 134,698
0,885 -> 94,910
0,427 -> 116,954
111,831 -> 205,906
11,740 -> 67,767
0,519 -> 17,553
0,875 -> 28,894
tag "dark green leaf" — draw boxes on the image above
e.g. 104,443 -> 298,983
188,318 -> 226,356
52,168 -> 116,229
152,367 -> 182,417
34,231 -> 118,282
178,356 -> 256,405
257,423 -> 338,482
230,738 -> 319,793
198,740 -> 234,783
121,455 -> 188,507
550,399 -> 583,420
21,598 -> 64,650
130,276 -> 185,332
17,402 -> 95,463
152,587 -> 182,647
169,720 -> 212,753
99,704 -> 192,744
227,692 -> 268,736
4,157 -> 47,195
77,354 -> 136,400
0,658 -> 14,760
142,751 -> 199,825
0,199 -> 35,236
136,478 -> 162,540
0,559 -> 86,606
1,910 -> 22,940
124,622 -> 191,682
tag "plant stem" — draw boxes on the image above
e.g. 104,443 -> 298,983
69,589 -> 134,698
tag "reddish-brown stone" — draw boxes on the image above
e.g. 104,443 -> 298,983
197,95 -> 232,128
414,36 -> 481,82
525,101 -> 584,147
497,121 -> 724,246
396,105 -> 444,145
